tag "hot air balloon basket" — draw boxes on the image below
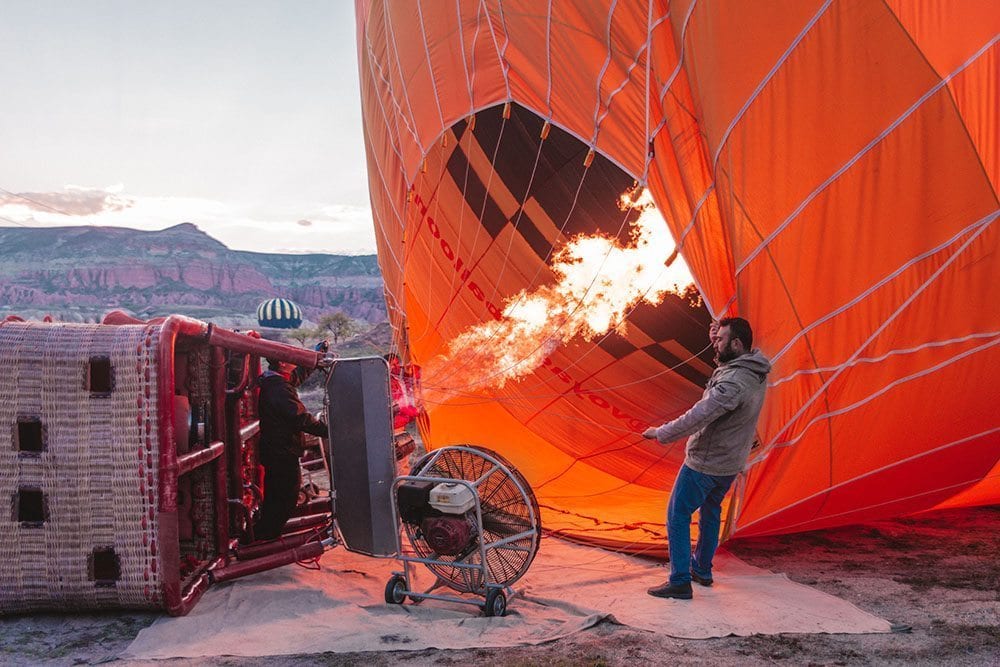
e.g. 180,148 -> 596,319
0,318 -> 231,616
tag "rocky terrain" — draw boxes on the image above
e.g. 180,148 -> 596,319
0,223 -> 386,324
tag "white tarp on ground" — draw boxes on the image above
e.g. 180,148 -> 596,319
124,537 -> 891,659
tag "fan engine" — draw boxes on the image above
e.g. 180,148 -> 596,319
398,481 -> 478,556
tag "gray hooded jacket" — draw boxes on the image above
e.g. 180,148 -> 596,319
654,349 -> 771,476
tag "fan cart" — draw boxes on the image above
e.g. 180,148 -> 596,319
385,446 -> 542,617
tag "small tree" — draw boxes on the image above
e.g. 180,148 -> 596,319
317,311 -> 357,343
287,327 -> 315,347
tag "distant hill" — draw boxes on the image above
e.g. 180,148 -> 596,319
0,223 -> 387,325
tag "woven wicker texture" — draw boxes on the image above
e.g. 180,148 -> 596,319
0,322 -> 164,613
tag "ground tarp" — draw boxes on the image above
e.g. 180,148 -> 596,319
124,537 -> 891,659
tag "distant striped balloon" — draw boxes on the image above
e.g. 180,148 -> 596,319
257,298 -> 303,329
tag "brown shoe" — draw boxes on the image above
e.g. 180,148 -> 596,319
647,581 -> 693,599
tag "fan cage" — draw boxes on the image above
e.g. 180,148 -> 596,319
401,445 -> 541,593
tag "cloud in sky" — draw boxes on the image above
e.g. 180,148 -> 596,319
0,185 -> 377,255
0,185 -> 134,216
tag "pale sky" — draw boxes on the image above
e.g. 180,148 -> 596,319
0,1 -> 374,254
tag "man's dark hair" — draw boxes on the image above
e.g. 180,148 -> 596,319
266,358 -> 283,370
719,317 -> 753,350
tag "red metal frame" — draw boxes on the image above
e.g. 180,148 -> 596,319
101,313 -> 332,615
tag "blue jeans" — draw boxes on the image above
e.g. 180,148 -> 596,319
667,464 -> 736,585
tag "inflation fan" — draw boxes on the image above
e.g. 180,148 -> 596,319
386,445 -> 542,617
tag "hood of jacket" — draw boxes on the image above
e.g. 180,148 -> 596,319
723,349 -> 771,380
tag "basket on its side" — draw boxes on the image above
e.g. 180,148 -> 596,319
0,318 -> 228,615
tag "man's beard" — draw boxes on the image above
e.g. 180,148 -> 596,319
715,343 -> 741,364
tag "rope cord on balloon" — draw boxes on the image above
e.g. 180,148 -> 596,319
587,3 -> 621,147
421,169 -> 593,388
735,466 -> 1000,538
591,6 -> 672,153
544,0 -> 553,116
426,183 -> 640,391
769,331 -> 1000,389
416,342 -> 712,405
420,15 -> 668,385
535,505 -> 673,560
429,22 -> 691,390
533,435 -> 682,496
539,505 -> 664,541
430,106 -> 511,335
424,143 -> 605,390
486,0 -> 513,102
381,1 -> 425,157
421,247 -> 707,398
473,118 -> 552,345
758,216 -> 995,459
639,2 -> 673,184
414,2 -> 446,131
357,36 -> 411,287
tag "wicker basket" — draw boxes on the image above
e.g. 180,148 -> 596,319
1,321 -> 170,612
0,315 -> 327,616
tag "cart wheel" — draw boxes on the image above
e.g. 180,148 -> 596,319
384,575 -> 407,605
484,588 -> 507,617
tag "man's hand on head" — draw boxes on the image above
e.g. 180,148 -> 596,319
709,320 -> 720,344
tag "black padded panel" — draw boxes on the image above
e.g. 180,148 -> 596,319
324,357 -> 399,557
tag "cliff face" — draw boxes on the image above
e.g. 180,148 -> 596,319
0,223 -> 386,323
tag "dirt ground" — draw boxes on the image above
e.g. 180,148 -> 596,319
1,504 -> 997,666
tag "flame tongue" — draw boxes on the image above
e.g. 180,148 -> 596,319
426,188 -> 695,398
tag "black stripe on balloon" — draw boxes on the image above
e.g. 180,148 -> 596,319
469,104 -> 550,212
629,297 -> 713,360
464,103 -> 637,248
445,138 -> 508,239
510,208 -> 556,261
444,117 -> 554,261
598,335 -> 638,359
641,343 -> 708,387
451,117 -> 469,140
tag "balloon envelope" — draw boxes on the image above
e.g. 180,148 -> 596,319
356,0 -> 1000,549
257,298 -> 303,329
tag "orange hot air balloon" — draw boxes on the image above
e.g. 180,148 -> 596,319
356,0 -> 1000,552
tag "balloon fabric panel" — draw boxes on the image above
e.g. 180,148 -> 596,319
357,0 -> 1000,550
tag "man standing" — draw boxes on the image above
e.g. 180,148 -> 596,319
254,357 -> 329,541
642,317 -> 771,599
